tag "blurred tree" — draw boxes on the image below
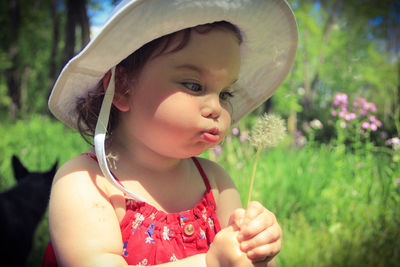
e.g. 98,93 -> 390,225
48,0 -> 60,92
2,0 -> 21,119
0,0 -> 398,138
63,0 -> 90,67
0,0 -> 92,120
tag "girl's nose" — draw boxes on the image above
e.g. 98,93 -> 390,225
201,94 -> 222,119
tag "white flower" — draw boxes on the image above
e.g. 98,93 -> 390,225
248,113 -> 287,148
310,119 -> 323,130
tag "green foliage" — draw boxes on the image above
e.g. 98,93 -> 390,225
0,0 -> 65,118
0,115 -> 89,189
209,114 -> 400,267
282,0 -> 400,134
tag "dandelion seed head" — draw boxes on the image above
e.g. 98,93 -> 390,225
248,113 -> 287,148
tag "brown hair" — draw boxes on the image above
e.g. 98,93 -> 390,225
76,21 -> 242,145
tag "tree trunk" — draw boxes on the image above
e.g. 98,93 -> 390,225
63,0 -> 77,66
49,0 -> 60,93
20,66 -> 31,115
5,0 -> 21,119
62,0 -> 90,66
78,0 -> 90,48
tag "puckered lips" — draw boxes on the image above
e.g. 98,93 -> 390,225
201,127 -> 220,143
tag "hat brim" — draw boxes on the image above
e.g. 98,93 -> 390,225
49,0 -> 298,129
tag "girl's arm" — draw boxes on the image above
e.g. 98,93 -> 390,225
49,155 -> 247,267
49,155 -> 129,266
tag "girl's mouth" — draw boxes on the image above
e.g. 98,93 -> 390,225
201,128 -> 220,143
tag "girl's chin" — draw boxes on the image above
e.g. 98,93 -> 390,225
184,145 -> 213,158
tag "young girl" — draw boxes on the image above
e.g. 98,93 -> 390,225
43,0 -> 298,266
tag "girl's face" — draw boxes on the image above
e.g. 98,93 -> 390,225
115,28 -> 241,158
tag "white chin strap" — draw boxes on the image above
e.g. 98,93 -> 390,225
94,67 -> 146,202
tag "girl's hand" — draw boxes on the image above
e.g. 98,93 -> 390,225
207,210 -> 256,267
235,201 -> 282,264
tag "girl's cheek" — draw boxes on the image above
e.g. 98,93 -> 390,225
221,113 -> 232,137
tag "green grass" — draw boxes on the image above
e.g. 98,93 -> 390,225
1,115 -> 399,266
209,136 -> 400,267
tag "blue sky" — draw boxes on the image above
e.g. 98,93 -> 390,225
88,1 -> 115,37
89,1 -> 114,26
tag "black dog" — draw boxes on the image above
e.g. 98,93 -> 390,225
0,155 -> 57,267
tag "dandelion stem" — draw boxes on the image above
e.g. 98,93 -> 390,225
247,145 -> 262,207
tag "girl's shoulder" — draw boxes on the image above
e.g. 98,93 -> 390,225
193,157 -> 238,193
51,152 -> 111,198
56,152 -> 100,175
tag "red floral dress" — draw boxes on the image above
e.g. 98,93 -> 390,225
42,156 -> 221,266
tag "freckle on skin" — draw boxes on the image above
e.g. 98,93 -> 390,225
93,202 -> 105,209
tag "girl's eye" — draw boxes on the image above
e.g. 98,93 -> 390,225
182,82 -> 202,92
220,91 -> 234,101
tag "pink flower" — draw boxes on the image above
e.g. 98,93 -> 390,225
361,122 -> 370,129
369,115 -> 382,127
240,131 -> 248,142
368,103 -> 377,113
386,137 -> 400,151
331,110 -> 337,117
232,128 -> 239,136
211,145 -> 222,157
333,93 -> 348,107
360,109 -> 368,116
344,112 -> 357,121
370,123 -> 378,131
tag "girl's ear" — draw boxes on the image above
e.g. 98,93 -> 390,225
113,90 -> 130,112
103,70 -> 112,91
103,69 -> 131,112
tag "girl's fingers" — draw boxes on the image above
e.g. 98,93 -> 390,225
239,223 -> 281,252
228,208 -> 246,231
245,238 -> 282,260
239,208 -> 276,241
242,201 -> 264,224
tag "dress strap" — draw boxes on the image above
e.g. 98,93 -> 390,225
82,152 -> 98,162
191,157 -> 211,191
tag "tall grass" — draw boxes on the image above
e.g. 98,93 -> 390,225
207,131 -> 400,267
1,115 -> 399,266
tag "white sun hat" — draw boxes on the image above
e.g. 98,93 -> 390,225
48,0 -> 298,201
